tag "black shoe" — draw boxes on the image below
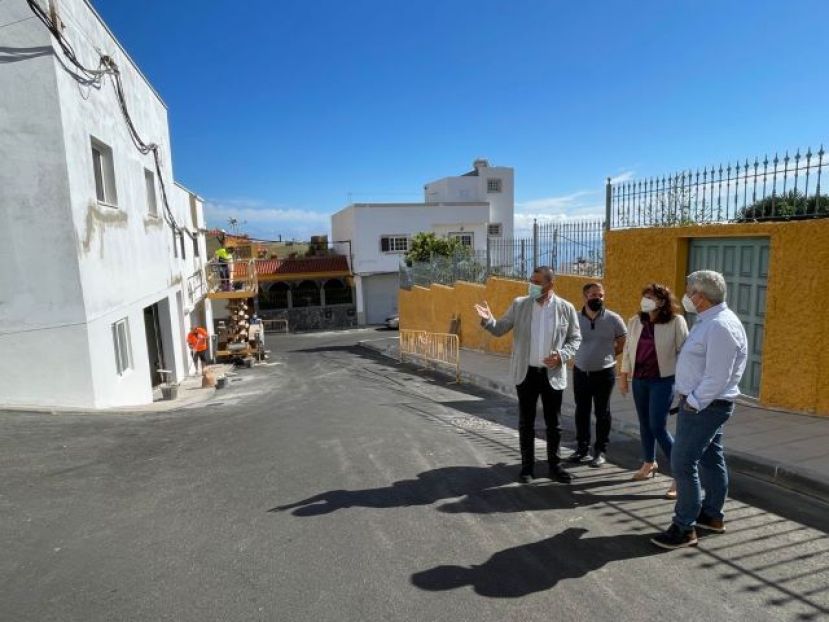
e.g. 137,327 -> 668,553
549,465 -> 573,483
568,449 -> 590,464
518,472 -> 535,484
651,524 -> 698,549
588,453 -> 606,468
696,511 -> 726,533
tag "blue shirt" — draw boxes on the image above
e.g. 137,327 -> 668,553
674,302 -> 748,411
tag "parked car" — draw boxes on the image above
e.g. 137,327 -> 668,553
385,315 -> 399,330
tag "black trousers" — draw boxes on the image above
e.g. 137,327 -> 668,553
573,366 -> 615,454
516,366 -> 563,475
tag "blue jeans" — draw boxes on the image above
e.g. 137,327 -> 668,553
631,376 -> 675,463
671,400 -> 734,530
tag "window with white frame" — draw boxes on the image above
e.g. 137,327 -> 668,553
486,178 -> 502,193
112,318 -> 133,375
91,138 -> 118,206
488,223 -> 503,237
380,235 -> 409,253
449,232 -> 474,247
144,168 -> 158,217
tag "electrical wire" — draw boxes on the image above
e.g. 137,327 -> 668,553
26,0 -> 195,240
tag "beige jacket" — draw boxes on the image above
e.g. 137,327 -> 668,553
483,295 -> 582,389
620,314 -> 688,378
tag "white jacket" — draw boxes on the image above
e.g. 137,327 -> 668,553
620,314 -> 688,378
484,295 -> 582,389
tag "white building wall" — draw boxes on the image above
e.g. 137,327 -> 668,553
424,161 -> 515,240
0,0 -> 210,409
0,0 -> 94,409
333,203 -> 491,275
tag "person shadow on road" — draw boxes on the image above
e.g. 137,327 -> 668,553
270,463 -> 662,517
411,528 -> 662,598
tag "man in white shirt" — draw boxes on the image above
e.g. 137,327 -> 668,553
651,270 -> 748,550
475,266 -> 582,483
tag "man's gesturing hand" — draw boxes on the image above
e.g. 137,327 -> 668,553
543,352 -> 562,368
474,301 -> 493,322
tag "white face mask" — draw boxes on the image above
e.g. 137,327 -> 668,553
528,283 -> 544,299
640,297 -> 657,313
682,294 -> 697,314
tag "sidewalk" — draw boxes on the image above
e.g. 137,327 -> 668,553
1,364 -> 235,415
359,336 -> 829,503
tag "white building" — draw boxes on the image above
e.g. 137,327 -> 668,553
0,0 -> 211,409
331,159 -> 514,325
424,159 -> 515,241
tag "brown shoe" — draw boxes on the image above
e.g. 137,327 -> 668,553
696,511 -> 726,533
631,462 -> 657,481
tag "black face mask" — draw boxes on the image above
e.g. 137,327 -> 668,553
587,298 -> 603,312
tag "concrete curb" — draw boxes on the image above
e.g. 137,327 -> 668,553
358,339 -> 829,504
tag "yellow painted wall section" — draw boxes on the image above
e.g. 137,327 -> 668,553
605,220 -> 829,415
399,275 -> 599,356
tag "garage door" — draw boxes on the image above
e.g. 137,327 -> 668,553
363,273 -> 400,325
688,237 -> 769,397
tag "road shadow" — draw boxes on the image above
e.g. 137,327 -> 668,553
411,528 -> 662,598
270,463 -> 664,517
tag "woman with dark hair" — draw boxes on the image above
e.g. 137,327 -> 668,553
619,283 -> 688,499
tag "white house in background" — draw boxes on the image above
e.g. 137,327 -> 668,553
330,159 -> 514,325
0,0 -> 211,409
424,159 -> 515,241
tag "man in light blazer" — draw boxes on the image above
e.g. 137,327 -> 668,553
475,266 -> 582,483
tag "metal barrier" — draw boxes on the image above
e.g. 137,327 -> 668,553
399,330 -> 460,382
263,318 -> 289,333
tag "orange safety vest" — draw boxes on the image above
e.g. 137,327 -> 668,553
187,327 -> 209,352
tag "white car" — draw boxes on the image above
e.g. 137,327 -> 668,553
385,315 -> 399,330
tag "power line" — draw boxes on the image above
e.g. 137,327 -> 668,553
25,0 -> 194,240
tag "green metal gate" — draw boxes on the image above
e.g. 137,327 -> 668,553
688,237 -> 769,397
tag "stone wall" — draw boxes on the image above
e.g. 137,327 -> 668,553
260,304 -> 358,332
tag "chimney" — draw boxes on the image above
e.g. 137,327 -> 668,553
473,158 -> 490,170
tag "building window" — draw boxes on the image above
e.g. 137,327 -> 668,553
488,223 -> 503,237
91,138 -> 118,206
172,229 -> 178,258
144,168 -> 158,217
112,318 -> 133,375
380,235 -> 409,253
180,232 -> 186,259
487,178 -> 502,193
192,233 -> 200,258
449,232 -> 474,247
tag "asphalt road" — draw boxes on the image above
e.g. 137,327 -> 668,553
1,328 -> 828,622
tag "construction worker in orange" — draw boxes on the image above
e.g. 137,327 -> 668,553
187,326 -> 210,373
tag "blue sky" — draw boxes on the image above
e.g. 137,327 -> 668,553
91,0 -> 829,238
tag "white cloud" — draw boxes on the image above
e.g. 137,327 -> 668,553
204,198 -> 330,240
609,170 -> 636,184
514,190 -> 605,236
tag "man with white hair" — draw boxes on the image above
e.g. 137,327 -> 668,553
651,270 -> 748,549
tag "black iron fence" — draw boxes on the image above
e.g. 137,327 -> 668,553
607,146 -> 828,229
400,218 -> 604,289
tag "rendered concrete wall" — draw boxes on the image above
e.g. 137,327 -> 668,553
604,221 -> 829,415
398,275 -> 595,356
0,0 -> 208,408
0,0 -> 93,408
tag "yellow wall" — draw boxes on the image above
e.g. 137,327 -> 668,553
399,275 -> 600,356
604,220 -> 829,415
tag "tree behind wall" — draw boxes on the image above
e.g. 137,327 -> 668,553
406,232 -> 471,263
736,190 -> 829,221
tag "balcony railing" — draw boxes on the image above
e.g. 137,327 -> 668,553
206,259 -> 258,298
